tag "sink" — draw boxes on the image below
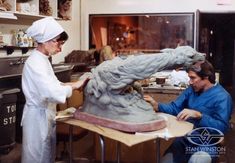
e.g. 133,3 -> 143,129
52,64 -> 74,82
0,57 -> 27,78
52,64 -> 74,72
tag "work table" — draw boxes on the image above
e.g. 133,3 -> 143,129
143,84 -> 185,94
142,83 -> 186,103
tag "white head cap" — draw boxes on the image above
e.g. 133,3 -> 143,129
26,17 -> 64,43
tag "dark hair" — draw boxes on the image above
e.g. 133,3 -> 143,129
57,31 -> 69,42
187,60 -> 216,84
59,0 -> 71,5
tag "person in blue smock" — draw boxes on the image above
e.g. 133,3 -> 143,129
144,60 -> 233,163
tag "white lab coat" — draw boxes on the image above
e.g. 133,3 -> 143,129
21,49 -> 72,163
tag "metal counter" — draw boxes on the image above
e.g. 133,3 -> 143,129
143,84 -> 185,94
143,84 -> 185,103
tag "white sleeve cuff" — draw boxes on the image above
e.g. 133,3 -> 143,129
64,85 -> 73,98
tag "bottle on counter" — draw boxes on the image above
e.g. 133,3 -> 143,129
11,30 -> 17,46
28,37 -> 33,47
17,29 -> 24,47
22,33 -> 29,47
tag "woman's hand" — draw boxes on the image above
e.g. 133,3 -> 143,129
63,77 -> 90,90
72,77 -> 90,90
177,108 -> 202,121
143,95 -> 159,112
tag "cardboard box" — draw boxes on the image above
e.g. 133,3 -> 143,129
67,89 -> 84,108
57,89 -> 84,112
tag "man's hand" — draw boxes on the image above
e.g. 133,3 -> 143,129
177,108 -> 202,121
143,95 -> 158,112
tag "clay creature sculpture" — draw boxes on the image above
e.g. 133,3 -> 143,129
74,46 -> 205,132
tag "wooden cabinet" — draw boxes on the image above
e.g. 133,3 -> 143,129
0,1 -> 63,56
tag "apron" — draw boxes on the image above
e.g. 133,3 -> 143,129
21,103 -> 57,163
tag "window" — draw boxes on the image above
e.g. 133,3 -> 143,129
89,13 -> 194,53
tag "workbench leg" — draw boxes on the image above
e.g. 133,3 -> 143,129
156,139 -> 161,163
98,135 -> 105,163
116,142 -> 121,163
69,125 -> 73,163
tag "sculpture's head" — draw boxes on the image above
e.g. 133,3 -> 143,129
178,46 -> 205,62
160,46 -> 205,68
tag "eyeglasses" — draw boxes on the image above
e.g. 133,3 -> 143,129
51,39 -> 65,46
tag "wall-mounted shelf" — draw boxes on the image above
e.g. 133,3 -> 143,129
1,46 -> 35,55
0,12 -> 17,19
1,0 -> 59,20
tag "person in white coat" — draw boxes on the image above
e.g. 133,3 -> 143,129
21,17 -> 88,163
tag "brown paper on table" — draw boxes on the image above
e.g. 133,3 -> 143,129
57,113 -> 193,147
135,113 -> 193,139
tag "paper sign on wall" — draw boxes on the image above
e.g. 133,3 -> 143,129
217,0 -> 232,5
